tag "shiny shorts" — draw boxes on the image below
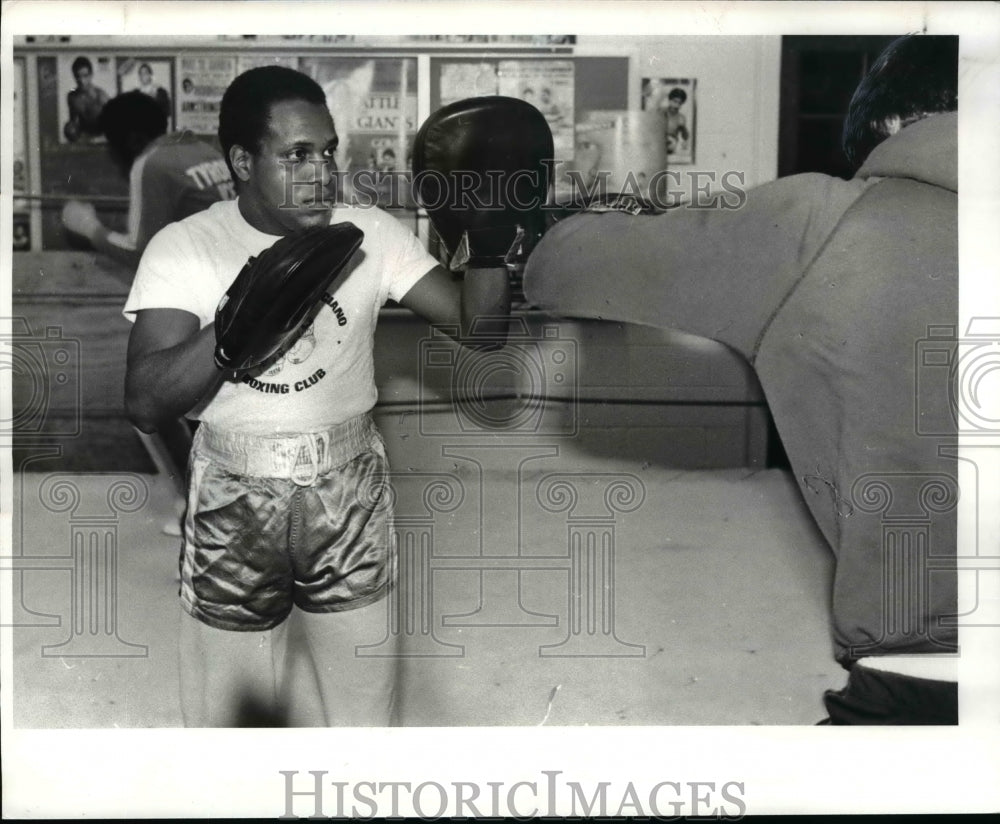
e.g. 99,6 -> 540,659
179,414 -> 394,631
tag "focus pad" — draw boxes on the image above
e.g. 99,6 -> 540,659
214,222 -> 364,375
412,96 -> 554,264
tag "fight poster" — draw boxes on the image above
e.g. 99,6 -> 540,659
641,76 -> 696,164
117,56 -> 174,130
439,62 -> 498,108
176,54 -> 237,135
13,57 -> 29,199
13,57 -> 31,250
299,56 -> 418,206
56,52 -> 115,143
497,59 -> 575,160
567,110 -> 667,200
236,54 -> 300,74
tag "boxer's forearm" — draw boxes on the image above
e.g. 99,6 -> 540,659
125,325 -> 225,433
62,200 -> 142,270
461,266 -> 511,347
88,225 -> 142,271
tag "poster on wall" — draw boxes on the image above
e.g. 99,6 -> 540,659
12,213 -> 32,252
439,62 -> 498,108
641,76 -> 696,164
218,34 -> 574,47
13,57 -> 31,251
236,54 -> 300,74
13,57 -> 29,198
117,57 -> 174,128
405,34 -> 575,46
56,52 -> 115,143
299,56 -> 418,205
564,110 -> 667,201
176,54 -> 237,135
497,59 -> 575,160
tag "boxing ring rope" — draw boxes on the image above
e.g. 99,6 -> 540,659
15,192 -> 130,205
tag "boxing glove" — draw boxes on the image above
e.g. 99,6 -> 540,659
412,95 -> 554,270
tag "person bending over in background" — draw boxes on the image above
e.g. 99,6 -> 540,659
62,90 -> 237,533
62,90 -> 233,271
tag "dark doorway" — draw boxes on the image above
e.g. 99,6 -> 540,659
778,35 -> 900,179
768,35 -> 900,468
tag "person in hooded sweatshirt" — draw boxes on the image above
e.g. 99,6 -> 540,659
524,34 -> 960,725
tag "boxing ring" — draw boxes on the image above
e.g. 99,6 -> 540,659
7,252 -> 843,726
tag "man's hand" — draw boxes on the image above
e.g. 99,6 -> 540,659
61,199 -> 103,242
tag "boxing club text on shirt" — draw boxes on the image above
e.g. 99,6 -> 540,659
240,293 -> 347,395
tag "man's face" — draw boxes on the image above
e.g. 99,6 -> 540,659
667,96 -> 683,113
237,98 -> 340,236
74,67 -> 92,90
139,66 -> 152,84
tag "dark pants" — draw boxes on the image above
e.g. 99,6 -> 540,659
822,665 -> 958,725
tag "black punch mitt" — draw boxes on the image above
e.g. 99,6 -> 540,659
412,95 -> 554,269
214,222 -> 364,376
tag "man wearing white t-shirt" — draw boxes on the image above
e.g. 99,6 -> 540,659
123,66 -> 511,727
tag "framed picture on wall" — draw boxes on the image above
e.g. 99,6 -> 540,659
641,76 -> 696,164
56,52 -> 115,143
117,56 -> 174,129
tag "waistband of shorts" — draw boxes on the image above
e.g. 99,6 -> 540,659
193,413 -> 377,484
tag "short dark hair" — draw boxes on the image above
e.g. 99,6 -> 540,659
71,56 -> 93,77
99,90 -> 167,149
218,66 -> 328,180
668,88 -> 687,104
842,34 -> 958,168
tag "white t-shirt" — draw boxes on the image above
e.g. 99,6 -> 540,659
123,199 -> 436,434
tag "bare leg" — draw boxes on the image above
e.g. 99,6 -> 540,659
295,597 -> 399,726
277,610 -> 326,727
178,608 -> 289,727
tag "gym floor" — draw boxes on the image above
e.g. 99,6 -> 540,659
11,416 -> 845,729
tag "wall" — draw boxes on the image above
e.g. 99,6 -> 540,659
577,34 -> 783,191
373,309 -> 769,472
14,34 -> 783,251
10,35 -> 786,471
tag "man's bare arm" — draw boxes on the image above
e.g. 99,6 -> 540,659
398,264 -> 511,349
125,308 -> 226,432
